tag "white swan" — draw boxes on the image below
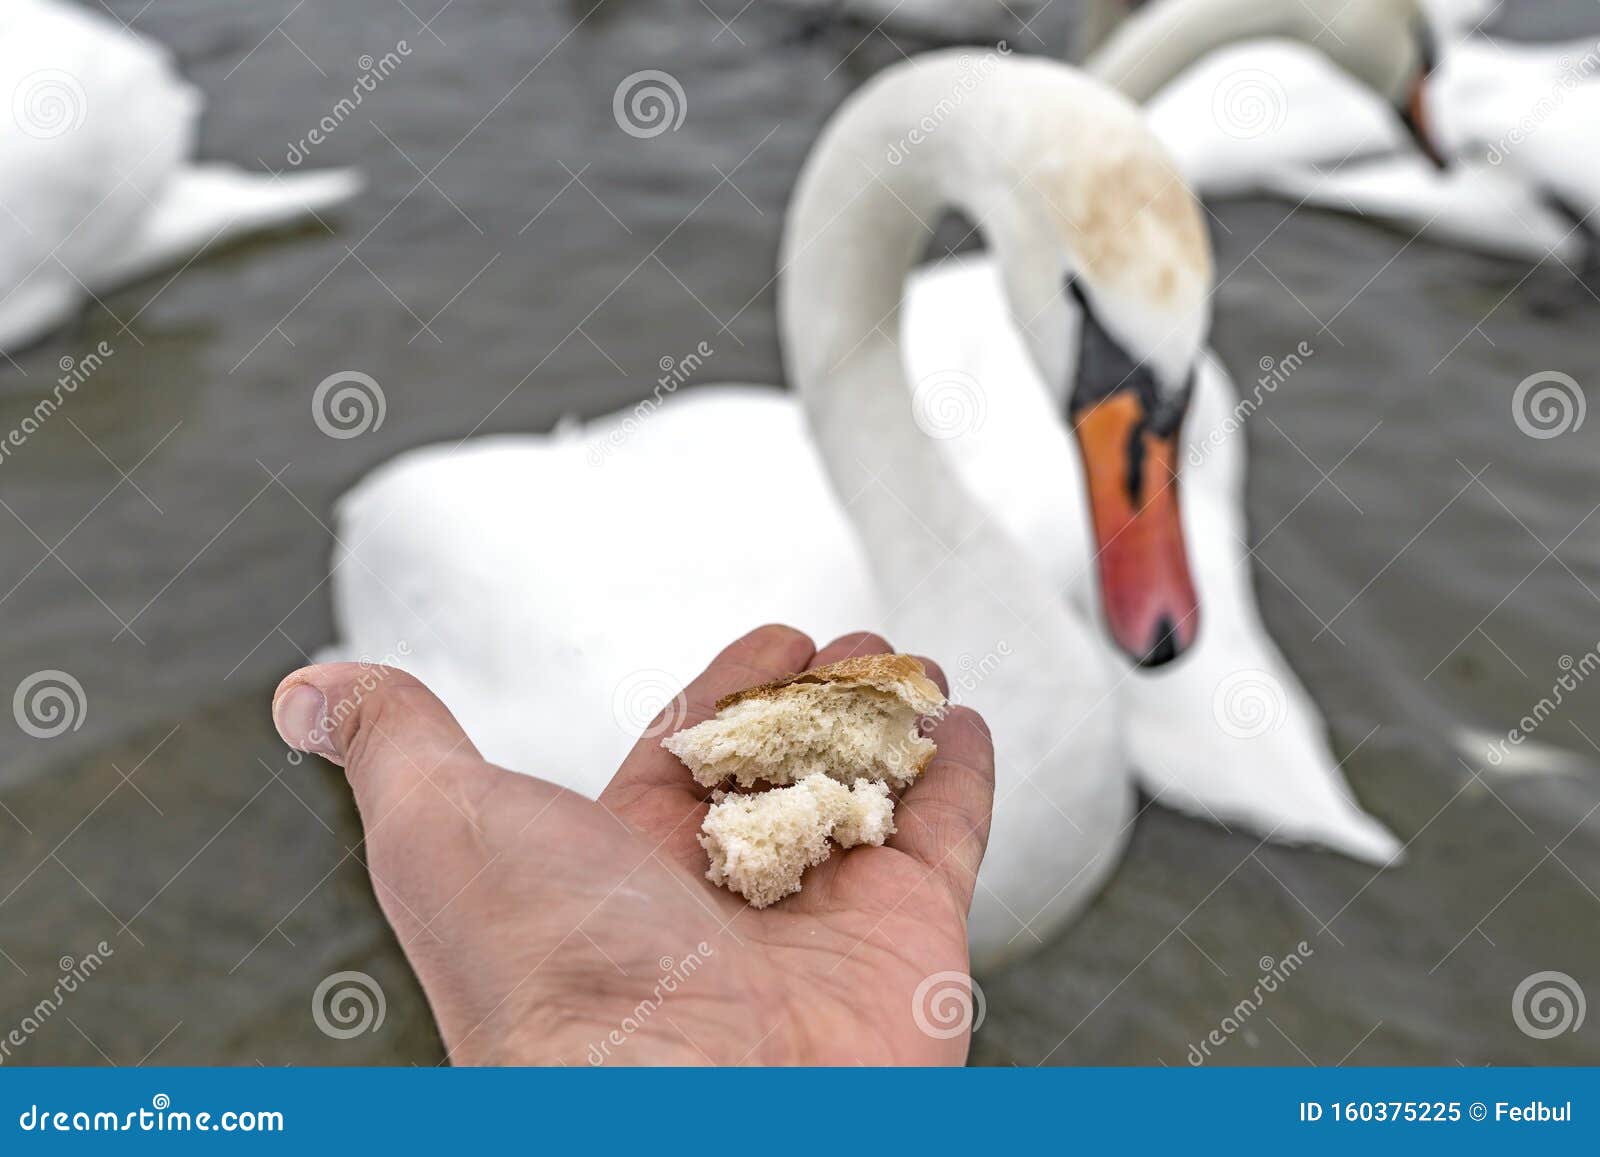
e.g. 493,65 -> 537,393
1084,0 -> 1597,263
1085,0 -> 1445,195
0,0 -> 362,352
326,52 -> 1398,966
1267,33 -> 1600,266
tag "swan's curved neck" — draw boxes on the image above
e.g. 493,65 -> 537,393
1086,0 -> 1310,102
778,55 -> 1058,650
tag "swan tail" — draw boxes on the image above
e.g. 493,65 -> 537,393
94,164 -> 364,289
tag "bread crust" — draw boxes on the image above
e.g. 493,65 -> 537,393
715,653 -> 944,715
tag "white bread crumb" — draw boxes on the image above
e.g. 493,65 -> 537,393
698,775 -> 895,907
662,654 -> 944,790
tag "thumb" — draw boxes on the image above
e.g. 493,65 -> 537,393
271,663 -> 483,822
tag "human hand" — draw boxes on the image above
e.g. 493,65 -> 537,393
271,625 -> 995,1065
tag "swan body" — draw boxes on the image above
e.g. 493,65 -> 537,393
327,53 -> 1398,964
0,0 -> 362,351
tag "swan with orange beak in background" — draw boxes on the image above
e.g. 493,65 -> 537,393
325,51 -> 1398,967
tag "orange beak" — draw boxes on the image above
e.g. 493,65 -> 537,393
1073,392 -> 1200,667
1401,72 -> 1447,170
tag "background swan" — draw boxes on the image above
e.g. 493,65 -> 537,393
326,52 -> 1397,965
1083,0 -> 1596,264
0,0 -> 362,352
1267,34 -> 1600,267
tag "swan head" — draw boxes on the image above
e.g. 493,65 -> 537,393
1321,0 -> 1448,167
994,135 -> 1211,668
1064,277 -> 1201,669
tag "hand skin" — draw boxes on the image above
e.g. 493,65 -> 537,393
271,625 -> 996,1066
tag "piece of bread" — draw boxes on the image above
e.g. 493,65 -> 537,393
662,654 -> 945,790
698,774 -> 896,907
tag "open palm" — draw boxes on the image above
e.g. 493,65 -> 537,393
272,625 -> 995,1065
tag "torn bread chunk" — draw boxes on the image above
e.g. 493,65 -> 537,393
662,654 -> 945,790
698,775 -> 895,907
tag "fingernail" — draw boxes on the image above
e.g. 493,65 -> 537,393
273,682 -> 340,761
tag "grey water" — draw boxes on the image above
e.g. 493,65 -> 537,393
1,0 -> 1597,1064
